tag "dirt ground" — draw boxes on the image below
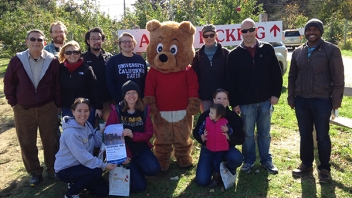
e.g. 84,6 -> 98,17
0,89 -> 26,197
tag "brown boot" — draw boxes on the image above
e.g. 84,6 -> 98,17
208,172 -> 222,188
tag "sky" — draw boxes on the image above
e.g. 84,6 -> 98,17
71,0 -> 136,20
93,0 -> 137,20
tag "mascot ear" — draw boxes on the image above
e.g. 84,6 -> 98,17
146,19 -> 162,32
179,21 -> 196,35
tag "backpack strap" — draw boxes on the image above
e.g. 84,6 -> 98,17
143,105 -> 148,124
114,105 -> 122,124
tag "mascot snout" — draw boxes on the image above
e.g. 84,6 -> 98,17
159,54 -> 168,62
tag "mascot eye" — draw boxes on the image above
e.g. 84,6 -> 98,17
156,43 -> 163,53
170,45 -> 178,55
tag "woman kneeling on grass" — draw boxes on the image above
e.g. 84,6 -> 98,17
55,98 -> 116,198
106,80 -> 161,193
193,89 -> 245,187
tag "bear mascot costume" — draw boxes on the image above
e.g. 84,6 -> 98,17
144,20 -> 201,171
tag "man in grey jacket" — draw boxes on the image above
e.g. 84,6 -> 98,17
4,29 -> 61,186
288,18 -> 344,183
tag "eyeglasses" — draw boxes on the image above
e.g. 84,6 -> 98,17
240,27 -> 256,34
120,40 -> 132,44
203,34 -> 215,38
53,31 -> 64,34
29,37 -> 44,42
90,38 -> 102,42
125,91 -> 138,96
65,50 -> 81,55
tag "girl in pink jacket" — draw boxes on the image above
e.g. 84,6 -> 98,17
198,103 -> 233,187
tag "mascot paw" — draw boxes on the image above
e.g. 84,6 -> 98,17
143,96 -> 158,115
156,157 -> 171,171
176,156 -> 193,168
186,98 -> 201,115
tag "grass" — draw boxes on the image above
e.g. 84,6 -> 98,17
0,58 -> 9,74
0,58 -> 351,197
341,50 -> 352,57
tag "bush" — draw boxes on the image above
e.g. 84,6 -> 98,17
339,38 -> 352,50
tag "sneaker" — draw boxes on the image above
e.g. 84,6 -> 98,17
241,163 -> 254,172
64,192 -> 80,198
318,169 -> 331,183
261,161 -> 279,174
67,183 -> 73,189
292,163 -> 313,177
29,173 -> 42,187
48,173 -> 59,180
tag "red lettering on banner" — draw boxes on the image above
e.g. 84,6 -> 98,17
225,29 -> 236,41
256,26 -> 265,39
237,28 -> 242,41
217,29 -> 224,42
199,31 -> 204,44
139,34 -> 149,47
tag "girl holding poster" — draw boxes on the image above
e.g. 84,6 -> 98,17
55,98 -> 116,198
106,80 -> 160,193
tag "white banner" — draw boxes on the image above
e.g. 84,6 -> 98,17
117,21 -> 282,52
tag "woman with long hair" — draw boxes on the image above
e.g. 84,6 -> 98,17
106,32 -> 147,104
58,40 -> 103,126
193,89 -> 245,187
55,98 -> 116,198
106,80 -> 160,193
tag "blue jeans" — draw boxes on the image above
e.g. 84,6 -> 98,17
294,97 -> 332,171
196,146 -> 243,186
241,100 -> 272,164
128,149 -> 160,192
57,165 -> 108,197
213,151 -> 226,173
62,106 -> 96,127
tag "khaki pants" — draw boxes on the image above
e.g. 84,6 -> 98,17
13,102 -> 58,175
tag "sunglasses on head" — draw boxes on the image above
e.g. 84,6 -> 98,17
216,88 -> 226,92
203,33 -> 215,38
65,50 -> 81,55
75,97 -> 89,101
29,37 -> 44,42
240,27 -> 256,34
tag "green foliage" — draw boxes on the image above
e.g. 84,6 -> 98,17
293,14 -> 308,29
0,58 -> 9,73
0,0 -> 120,57
341,50 -> 352,57
133,0 -> 264,27
340,39 -> 352,50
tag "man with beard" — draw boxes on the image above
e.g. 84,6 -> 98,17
288,18 -> 344,183
44,21 -> 67,56
82,27 -> 112,121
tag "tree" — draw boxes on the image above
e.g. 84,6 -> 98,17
280,3 -> 307,29
131,0 -> 264,27
0,0 -> 120,56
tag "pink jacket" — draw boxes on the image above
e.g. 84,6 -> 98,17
205,117 -> 229,152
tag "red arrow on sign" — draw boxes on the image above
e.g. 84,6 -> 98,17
270,25 -> 280,37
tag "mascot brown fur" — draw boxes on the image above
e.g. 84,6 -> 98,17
144,20 -> 200,171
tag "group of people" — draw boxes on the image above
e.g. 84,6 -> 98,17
3,16 -> 344,197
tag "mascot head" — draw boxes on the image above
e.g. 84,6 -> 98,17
146,20 -> 195,73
